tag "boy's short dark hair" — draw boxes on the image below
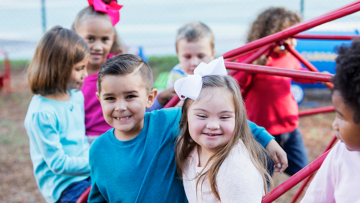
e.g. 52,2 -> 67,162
332,39 -> 360,123
97,54 -> 153,93
27,26 -> 89,95
175,21 -> 214,52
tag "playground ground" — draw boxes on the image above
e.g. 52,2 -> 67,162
0,67 -> 335,203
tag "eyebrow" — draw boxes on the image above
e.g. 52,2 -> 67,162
335,108 -> 344,117
193,108 -> 234,114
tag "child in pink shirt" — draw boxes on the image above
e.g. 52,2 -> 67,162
301,40 -> 360,202
72,0 -> 124,140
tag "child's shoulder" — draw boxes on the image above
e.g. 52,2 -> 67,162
146,107 -> 182,121
89,129 -> 113,152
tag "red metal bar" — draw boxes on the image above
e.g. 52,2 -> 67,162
294,34 -> 360,40
299,106 -> 335,117
225,62 -> 332,82
241,44 -> 274,64
224,46 -> 264,62
222,2 -> 360,59
290,136 -> 338,203
76,186 -> 91,203
284,43 -> 334,89
262,149 -> 331,203
164,95 -> 180,108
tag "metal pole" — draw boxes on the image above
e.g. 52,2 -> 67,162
300,0 -> 305,18
261,149 -> 331,203
222,2 -> 360,59
294,34 -> 360,40
41,0 -> 46,33
225,62 -> 333,82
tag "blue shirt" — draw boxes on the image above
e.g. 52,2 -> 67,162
88,108 -> 273,202
24,90 -> 90,203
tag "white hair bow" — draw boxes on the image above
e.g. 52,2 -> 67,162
174,56 -> 227,101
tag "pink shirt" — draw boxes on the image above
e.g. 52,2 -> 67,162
183,141 -> 264,203
81,73 -> 112,136
301,141 -> 360,203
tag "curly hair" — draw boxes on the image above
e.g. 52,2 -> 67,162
247,7 -> 301,43
332,39 -> 360,123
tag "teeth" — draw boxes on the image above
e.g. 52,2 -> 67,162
116,116 -> 130,120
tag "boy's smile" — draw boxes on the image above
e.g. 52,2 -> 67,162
332,90 -> 360,151
97,73 -> 156,141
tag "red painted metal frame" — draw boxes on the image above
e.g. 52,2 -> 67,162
262,149 -> 331,203
290,136 -> 338,203
294,34 -> 360,40
284,43 -> 334,89
225,62 -> 332,82
299,106 -> 335,117
222,2 -> 360,59
76,186 -> 91,203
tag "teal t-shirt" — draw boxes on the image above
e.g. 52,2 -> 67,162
88,107 -> 273,202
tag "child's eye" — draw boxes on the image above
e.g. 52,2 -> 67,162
102,37 -> 109,42
198,54 -> 205,59
197,114 -> 207,118
220,116 -> 230,120
184,55 -> 191,59
126,95 -> 136,99
88,37 -> 95,42
104,97 -> 115,101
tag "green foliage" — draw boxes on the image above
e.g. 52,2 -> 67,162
148,56 -> 179,79
0,59 -> 29,70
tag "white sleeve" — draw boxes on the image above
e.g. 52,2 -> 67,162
217,143 -> 264,203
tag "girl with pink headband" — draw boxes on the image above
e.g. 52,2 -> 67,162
72,0 -> 125,143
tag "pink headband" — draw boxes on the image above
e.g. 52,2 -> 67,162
88,0 -> 123,26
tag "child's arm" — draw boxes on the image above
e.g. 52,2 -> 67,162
87,179 -> 107,202
247,120 -> 288,173
30,112 -> 90,175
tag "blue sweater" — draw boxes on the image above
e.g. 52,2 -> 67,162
88,108 -> 273,202
24,90 -> 90,203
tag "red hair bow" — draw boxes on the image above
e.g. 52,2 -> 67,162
88,0 -> 123,26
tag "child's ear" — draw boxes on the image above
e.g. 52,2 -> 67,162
211,49 -> 216,59
146,88 -> 158,108
96,92 -> 100,101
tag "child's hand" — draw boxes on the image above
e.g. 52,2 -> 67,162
157,87 -> 176,105
265,139 -> 288,173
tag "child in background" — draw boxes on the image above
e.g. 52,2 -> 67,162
88,54 -> 278,202
232,7 -> 312,176
175,58 -> 272,202
72,0 -> 124,141
24,26 -> 90,203
301,40 -> 360,202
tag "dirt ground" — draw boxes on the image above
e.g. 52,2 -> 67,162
0,69 -> 335,203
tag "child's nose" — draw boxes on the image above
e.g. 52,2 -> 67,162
190,57 -> 199,67
206,121 -> 220,130
115,100 -> 127,111
332,118 -> 338,130
93,42 -> 102,51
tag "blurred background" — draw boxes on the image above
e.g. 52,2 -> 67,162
1,0 -> 360,60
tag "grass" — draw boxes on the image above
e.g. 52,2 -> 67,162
148,55 -> 179,78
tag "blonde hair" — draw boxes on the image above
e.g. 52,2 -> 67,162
72,0 -> 125,54
175,21 -> 214,52
27,26 -> 89,95
175,75 -> 272,201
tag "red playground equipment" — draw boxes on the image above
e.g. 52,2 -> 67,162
0,50 -> 11,93
77,1 -> 360,202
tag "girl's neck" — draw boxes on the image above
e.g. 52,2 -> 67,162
87,63 -> 102,75
42,91 -> 71,101
197,145 -> 216,167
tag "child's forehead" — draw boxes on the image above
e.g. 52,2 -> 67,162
101,73 -> 147,92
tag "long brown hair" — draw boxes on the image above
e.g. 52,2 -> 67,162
72,0 -> 126,54
27,26 -> 89,95
247,7 -> 301,65
175,75 -> 273,201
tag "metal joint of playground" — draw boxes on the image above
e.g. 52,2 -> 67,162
76,1 -> 360,202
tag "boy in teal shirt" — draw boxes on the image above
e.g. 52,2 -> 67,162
88,54 -> 281,202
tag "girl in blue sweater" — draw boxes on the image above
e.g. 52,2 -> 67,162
24,26 -> 90,203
